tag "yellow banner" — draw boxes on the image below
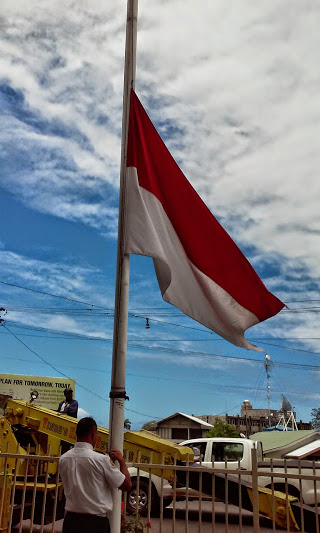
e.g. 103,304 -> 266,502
0,374 -> 76,410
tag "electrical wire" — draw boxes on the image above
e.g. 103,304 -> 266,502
3,279 -> 320,316
2,282 -> 319,419
2,320 -> 320,369
1,325 -> 160,420
2,327 -> 320,343
0,281 -> 106,309
2,304 -> 182,317
0,281 -> 178,315
251,366 -> 265,404
257,341 -> 320,357
0,354 -> 316,398
285,300 -> 320,304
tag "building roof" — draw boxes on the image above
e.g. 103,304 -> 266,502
285,440 -> 320,459
157,412 -> 213,428
250,430 -> 319,452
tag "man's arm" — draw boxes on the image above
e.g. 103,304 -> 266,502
66,400 -> 78,418
109,450 -> 132,492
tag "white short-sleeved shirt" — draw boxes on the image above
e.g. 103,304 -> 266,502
59,442 -> 125,515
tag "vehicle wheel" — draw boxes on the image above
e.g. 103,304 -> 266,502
163,497 -> 173,509
126,479 -> 160,517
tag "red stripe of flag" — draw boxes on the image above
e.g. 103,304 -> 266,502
127,89 -> 284,323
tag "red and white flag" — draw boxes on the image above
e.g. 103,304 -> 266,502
124,90 -> 284,351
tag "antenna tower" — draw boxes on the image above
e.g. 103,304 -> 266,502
277,396 -> 298,431
264,354 -> 273,413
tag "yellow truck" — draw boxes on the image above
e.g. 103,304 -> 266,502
1,395 -> 319,531
0,396 -> 192,525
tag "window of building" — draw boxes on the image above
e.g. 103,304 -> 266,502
172,427 -> 188,440
189,428 -> 202,439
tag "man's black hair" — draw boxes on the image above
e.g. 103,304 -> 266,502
76,417 -> 97,438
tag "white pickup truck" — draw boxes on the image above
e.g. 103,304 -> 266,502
180,437 -> 320,506
126,466 -> 173,516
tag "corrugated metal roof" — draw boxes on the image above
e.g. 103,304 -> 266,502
177,412 -> 213,427
285,440 -> 320,458
157,412 -> 213,428
250,430 -> 318,451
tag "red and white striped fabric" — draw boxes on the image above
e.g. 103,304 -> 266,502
124,90 -> 284,351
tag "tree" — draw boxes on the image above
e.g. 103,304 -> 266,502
310,408 -> 320,429
124,418 -> 131,430
141,420 -> 158,431
206,418 -> 239,438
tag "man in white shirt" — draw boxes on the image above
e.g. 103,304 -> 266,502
59,417 -> 132,533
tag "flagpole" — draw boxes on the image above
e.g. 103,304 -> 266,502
109,0 -> 138,531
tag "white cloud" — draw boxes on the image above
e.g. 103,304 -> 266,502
0,249 -> 115,308
1,0 -> 320,395
1,0 -> 319,281
136,0 -> 320,283
78,407 -> 90,418
0,0 -> 125,233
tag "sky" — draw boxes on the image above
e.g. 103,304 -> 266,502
0,0 -> 320,430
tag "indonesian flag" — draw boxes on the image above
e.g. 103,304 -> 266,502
124,90 -> 284,351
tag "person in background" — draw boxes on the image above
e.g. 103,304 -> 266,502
57,387 -> 78,418
59,417 -> 131,533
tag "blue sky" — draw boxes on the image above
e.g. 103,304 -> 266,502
1,0 -> 320,429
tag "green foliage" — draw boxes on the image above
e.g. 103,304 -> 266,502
310,408 -> 320,429
121,513 -> 151,532
141,420 -> 157,431
206,417 -> 239,438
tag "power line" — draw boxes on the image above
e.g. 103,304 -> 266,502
0,281 -> 176,314
2,324 -> 75,380
281,308 -> 320,313
2,304 -> 182,316
3,279 -> 320,316
285,300 -> 320,303
1,325 -> 160,420
1,325 -> 320,343
3,329 -> 320,343
256,341 -> 320,357
2,306 -> 113,315
3,320 -> 320,370
0,281 -> 106,309
0,354 -> 316,397
6,302 -> 320,316
2,321 -> 113,341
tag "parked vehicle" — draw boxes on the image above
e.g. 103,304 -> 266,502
126,467 -> 173,516
180,437 -> 320,506
1,396 -> 318,529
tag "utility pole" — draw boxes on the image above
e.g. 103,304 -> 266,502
264,354 -> 273,426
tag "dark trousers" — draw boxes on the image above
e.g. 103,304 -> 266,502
62,511 -> 110,533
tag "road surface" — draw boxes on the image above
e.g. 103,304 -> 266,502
13,501 -> 285,532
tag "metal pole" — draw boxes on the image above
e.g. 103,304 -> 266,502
109,1 -> 138,531
251,448 -> 260,533
264,354 -> 272,425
